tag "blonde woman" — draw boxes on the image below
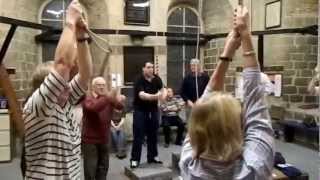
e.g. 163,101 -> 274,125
179,6 -> 274,180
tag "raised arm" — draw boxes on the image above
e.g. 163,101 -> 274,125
180,14 -> 241,179
207,30 -> 241,92
24,1 -> 86,115
235,6 -> 274,179
54,0 -> 82,81
235,6 -> 258,69
108,89 -> 125,110
199,30 -> 240,103
75,18 -> 92,89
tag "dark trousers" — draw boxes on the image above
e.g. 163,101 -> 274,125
131,109 -> 159,162
20,146 -> 26,178
82,143 -> 109,180
162,116 -> 185,145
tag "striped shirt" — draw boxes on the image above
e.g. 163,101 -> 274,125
160,96 -> 185,117
23,70 -> 86,180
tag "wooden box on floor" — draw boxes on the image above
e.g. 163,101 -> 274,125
272,169 -> 288,180
0,109 -> 11,162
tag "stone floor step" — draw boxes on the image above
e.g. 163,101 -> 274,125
124,163 -> 174,180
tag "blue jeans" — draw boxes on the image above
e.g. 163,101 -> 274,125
111,128 -> 126,157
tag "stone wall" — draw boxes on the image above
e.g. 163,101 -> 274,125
0,0 -> 197,101
0,0 -> 42,105
0,0 -> 317,111
265,34 -> 318,105
0,0 -> 43,156
203,0 -> 318,109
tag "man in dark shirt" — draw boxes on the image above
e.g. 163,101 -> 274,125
180,59 -> 209,121
82,77 -> 125,180
130,62 -> 165,168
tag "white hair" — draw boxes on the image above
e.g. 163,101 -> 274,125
190,58 -> 200,65
92,76 -> 106,86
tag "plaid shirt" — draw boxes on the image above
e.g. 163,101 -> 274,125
23,71 -> 85,180
160,96 -> 185,117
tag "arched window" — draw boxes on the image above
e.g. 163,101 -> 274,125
40,0 -> 72,62
167,7 -> 201,92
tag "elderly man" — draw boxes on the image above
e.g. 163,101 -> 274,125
180,59 -> 209,121
23,1 -> 92,179
82,77 -> 125,180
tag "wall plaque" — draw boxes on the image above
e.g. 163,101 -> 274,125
265,0 -> 282,29
125,0 -> 150,26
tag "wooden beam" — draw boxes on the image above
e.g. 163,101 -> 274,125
205,26 -> 317,40
33,24 -> 316,43
0,15 -> 317,41
0,16 -> 52,30
35,28 -> 211,42
252,26 -> 317,36
0,25 -> 17,64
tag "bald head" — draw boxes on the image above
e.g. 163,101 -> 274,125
92,77 -> 106,96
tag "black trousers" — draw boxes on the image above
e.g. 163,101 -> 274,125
131,109 -> 159,162
82,143 -> 109,180
162,116 -> 185,144
20,146 -> 26,178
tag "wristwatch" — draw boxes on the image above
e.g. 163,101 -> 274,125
77,37 -> 91,43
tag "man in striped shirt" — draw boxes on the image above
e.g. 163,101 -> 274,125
23,0 -> 92,179
160,88 -> 185,147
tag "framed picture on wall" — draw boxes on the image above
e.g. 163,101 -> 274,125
264,73 -> 282,97
125,0 -> 150,26
235,72 -> 282,101
265,0 -> 282,29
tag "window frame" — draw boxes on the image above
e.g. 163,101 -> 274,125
38,0 -> 87,62
166,6 -> 202,82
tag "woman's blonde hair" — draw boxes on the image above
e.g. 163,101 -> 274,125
188,92 -> 243,161
31,61 -> 54,91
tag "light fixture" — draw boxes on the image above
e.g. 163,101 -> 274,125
46,10 -> 64,18
133,1 -> 150,8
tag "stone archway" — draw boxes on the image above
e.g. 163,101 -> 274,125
168,0 -> 198,10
